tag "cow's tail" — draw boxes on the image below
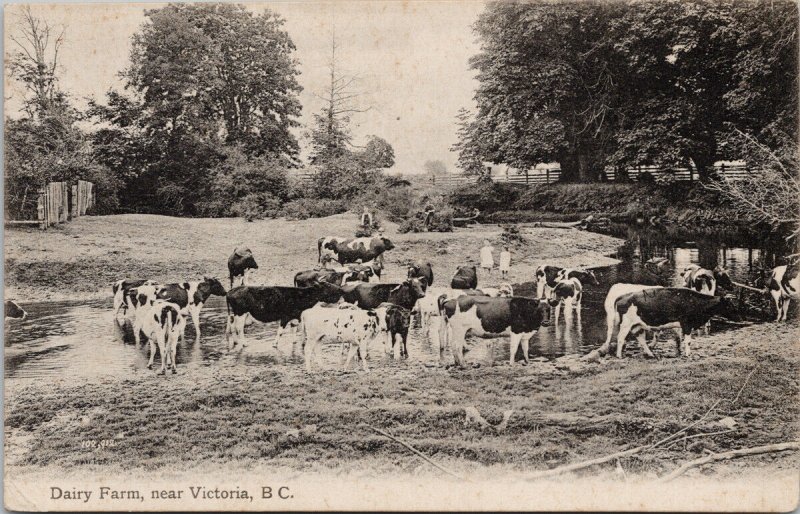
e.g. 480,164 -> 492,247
436,294 -> 450,357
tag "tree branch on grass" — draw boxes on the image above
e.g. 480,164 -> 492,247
366,425 -> 464,480
657,442 -> 800,482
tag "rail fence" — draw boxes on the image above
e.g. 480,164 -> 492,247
290,163 -> 753,190
6,179 -> 95,229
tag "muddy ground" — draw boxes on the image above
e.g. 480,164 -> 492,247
4,213 -> 799,489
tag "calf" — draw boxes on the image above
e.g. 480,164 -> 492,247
318,236 -> 349,265
112,279 -> 157,319
341,278 -> 426,310
548,277 -> 583,321
4,300 -> 26,321
600,283 -> 663,353
769,264 -> 800,321
141,300 -> 186,375
413,287 -> 487,337
612,288 -> 740,358
228,247 -> 258,287
156,277 -> 227,343
374,303 -> 412,358
225,281 -> 345,350
535,265 -> 563,299
451,265 -> 478,290
407,262 -> 433,289
438,295 -> 547,367
128,284 -> 161,345
301,304 -> 380,372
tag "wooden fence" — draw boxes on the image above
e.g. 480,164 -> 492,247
290,163 -> 752,191
6,180 -> 96,229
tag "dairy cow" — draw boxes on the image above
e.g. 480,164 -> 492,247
556,268 -> 600,287
600,283 -> 663,353
611,288 -> 740,358
300,304 -> 381,372
294,269 -> 354,288
769,263 -> 800,321
228,247 -> 258,287
407,262 -> 433,289
681,265 -> 734,296
340,278 -> 426,311
535,265 -> 563,299
324,237 -> 395,268
127,284 -> 162,345
451,265 -> 478,290
225,282 -> 345,350
374,303 -> 412,358
156,277 -> 227,343
141,300 -> 186,375
548,277 -> 583,321
318,236 -> 349,265
438,295 -> 548,367
113,279 -> 158,319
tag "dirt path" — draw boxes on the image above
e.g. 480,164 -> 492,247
4,213 -> 622,302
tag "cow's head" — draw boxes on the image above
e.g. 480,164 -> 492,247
406,277 -> 427,299
381,237 -> 395,251
203,276 -> 228,296
324,240 -> 340,251
583,269 -> 600,286
407,264 -> 418,279
713,266 -> 734,291
548,281 -> 575,307
710,295 -> 742,322
314,281 -> 345,303
498,283 -> 514,297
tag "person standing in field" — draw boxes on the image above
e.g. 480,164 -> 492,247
499,245 -> 511,280
480,240 -> 495,276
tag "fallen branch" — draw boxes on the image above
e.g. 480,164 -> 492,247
658,442 -> 800,482
730,280 -> 767,294
367,425 -> 464,480
464,406 -> 514,433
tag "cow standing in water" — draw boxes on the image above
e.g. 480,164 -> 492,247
769,263 -> 800,321
156,277 -> 227,343
112,279 -> 158,320
535,265 -> 563,299
438,295 -> 547,367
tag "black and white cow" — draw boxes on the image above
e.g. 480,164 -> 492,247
340,278 -> 426,311
294,269 -> 352,288
407,262 -> 433,289
769,263 -> 800,321
556,268 -> 600,287
451,265 -> 478,290
535,265 -> 563,299
228,247 -> 258,288
141,300 -> 186,375
127,284 -> 162,345
681,264 -> 734,296
548,277 -> 583,321
600,283 -> 663,352
438,295 -> 548,367
479,284 -> 514,298
112,278 -> 158,319
609,288 -> 740,358
374,302 -> 412,358
300,304 -> 381,372
155,277 -> 227,343
323,236 -> 395,268
4,300 -> 26,321
225,281 -> 345,350
318,236 -> 349,265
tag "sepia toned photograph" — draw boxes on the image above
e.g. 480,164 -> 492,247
3,0 -> 799,510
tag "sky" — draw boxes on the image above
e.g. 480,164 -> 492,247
4,1 -> 487,174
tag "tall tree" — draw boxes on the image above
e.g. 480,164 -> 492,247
308,31 -> 370,163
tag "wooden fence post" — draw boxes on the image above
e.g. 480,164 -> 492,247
546,168 -> 550,184
525,169 -> 529,185
71,184 -> 79,218
37,189 -> 46,229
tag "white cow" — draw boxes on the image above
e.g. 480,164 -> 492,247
128,284 -> 161,345
141,300 -> 186,374
598,283 -> 663,356
112,279 -> 158,321
301,304 -> 382,372
770,264 -> 800,321
548,277 -> 583,323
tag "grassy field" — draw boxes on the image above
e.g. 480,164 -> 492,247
4,212 -> 799,493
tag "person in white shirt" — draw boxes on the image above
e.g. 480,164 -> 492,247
499,246 -> 511,280
480,240 -> 495,276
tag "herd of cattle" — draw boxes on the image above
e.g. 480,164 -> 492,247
5,234 -> 799,375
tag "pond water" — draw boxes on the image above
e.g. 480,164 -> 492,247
5,224 -> 792,381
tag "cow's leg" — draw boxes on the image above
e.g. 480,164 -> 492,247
781,296 -> 792,322
359,345 -> 370,372
225,314 -> 234,350
305,335 -> 320,372
520,331 -> 533,365
190,304 -> 202,343
635,329 -> 655,358
169,331 -> 178,373
600,311 -> 620,356
233,315 -> 247,348
509,332 -> 522,365
344,343 -> 359,371
451,327 -> 468,367
133,314 -> 145,345
401,330 -> 409,359
771,290 -> 783,321
616,317 -> 634,358
156,332 -> 167,375
272,321 -> 286,348
147,337 -> 156,369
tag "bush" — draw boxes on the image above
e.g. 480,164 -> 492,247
427,206 -> 454,232
398,218 -> 424,233
500,224 -> 526,245
282,198 -> 348,220
230,193 -> 283,222
306,157 -> 382,200
448,181 -> 524,213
